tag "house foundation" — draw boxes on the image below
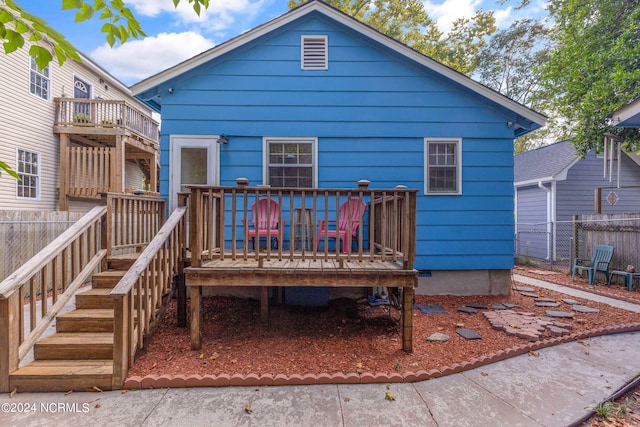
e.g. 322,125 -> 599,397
416,270 -> 512,296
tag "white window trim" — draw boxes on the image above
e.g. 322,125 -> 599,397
16,148 -> 41,200
424,137 -> 462,195
28,55 -> 51,102
263,137 -> 318,188
301,35 -> 328,70
73,73 -> 94,99
169,135 -> 220,210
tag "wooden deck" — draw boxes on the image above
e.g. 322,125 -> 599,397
184,184 -> 419,353
186,256 -> 417,353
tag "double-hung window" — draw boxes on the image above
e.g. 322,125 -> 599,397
264,138 -> 316,188
424,138 -> 462,195
16,149 -> 40,199
30,56 -> 50,100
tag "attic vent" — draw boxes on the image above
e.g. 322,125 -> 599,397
301,35 -> 328,70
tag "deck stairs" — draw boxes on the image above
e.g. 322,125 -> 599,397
9,253 -> 148,392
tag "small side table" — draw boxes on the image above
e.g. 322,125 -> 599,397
609,270 -> 640,291
293,208 -> 314,251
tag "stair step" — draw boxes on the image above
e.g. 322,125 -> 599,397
57,309 -> 114,332
76,288 -> 113,309
34,333 -> 113,360
108,253 -> 140,270
10,360 -> 113,392
92,271 -> 126,289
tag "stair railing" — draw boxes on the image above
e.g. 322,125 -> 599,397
0,206 -> 107,393
110,206 -> 187,389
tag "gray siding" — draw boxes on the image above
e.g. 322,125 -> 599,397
516,184 -> 549,259
556,150 -> 640,222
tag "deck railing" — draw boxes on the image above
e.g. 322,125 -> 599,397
54,98 -> 160,145
0,206 -> 107,392
103,193 -> 166,261
110,206 -> 187,388
67,146 -> 116,198
188,184 -> 417,269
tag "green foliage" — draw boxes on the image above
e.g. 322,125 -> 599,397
540,0 -> 640,155
0,0 -> 211,68
476,19 -> 552,153
0,161 -> 20,180
288,0 -> 496,75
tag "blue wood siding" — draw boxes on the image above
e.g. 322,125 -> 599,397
157,14 -> 520,271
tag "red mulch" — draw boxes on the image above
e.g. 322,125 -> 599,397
128,269 -> 640,378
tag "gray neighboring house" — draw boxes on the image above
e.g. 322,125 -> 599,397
514,140 -> 640,261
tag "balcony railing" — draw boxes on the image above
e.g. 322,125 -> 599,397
188,184 -> 417,269
54,98 -> 159,145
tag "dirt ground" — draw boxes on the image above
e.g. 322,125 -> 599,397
129,266 -> 640,379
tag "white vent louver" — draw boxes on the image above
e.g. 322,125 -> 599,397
301,36 -> 328,70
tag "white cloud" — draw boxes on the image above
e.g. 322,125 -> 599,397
125,0 -> 267,28
89,32 -> 215,84
423,0 -> 483,33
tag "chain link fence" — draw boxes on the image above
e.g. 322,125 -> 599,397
516,214 -> 640,272
0,211 -> 85,281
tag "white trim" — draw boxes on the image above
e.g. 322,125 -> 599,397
424,138 -> 462,195
169,135 -> 220,210
129,1 -> 546,128
15,147 -> 41,201
301,35 -> 328,70
28,55 -> 51,102
73,74 -> 93,99
263,137 -> 318,187
611,97 -> 640,127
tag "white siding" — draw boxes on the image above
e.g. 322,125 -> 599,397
0,40 -> 153,210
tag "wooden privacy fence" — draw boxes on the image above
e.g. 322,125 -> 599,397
0,206 -> 107,392
54,98 -> 160,144
188,184 -> 417,268
110,206 -> 187,388
574,213 -> 640,270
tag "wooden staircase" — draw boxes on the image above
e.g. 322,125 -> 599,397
9,254 -> 138,392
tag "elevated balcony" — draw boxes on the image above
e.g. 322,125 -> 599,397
53,98 -> 160,209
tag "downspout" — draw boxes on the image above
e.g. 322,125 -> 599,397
538,181 -> 552,261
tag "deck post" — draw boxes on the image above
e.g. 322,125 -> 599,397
402,285 -> 414,353
176,272 -> 187,327
59,134 -> 69,211
0,293 -> 20,392
112,293 -> 129,389
190,285 -> 202,350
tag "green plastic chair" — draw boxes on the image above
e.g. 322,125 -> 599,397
571,245 -> 614,285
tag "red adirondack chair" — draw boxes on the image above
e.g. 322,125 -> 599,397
247,198 -> 284,250
317,198 -> 366,253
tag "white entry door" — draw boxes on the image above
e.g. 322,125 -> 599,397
170,136 -> 219,210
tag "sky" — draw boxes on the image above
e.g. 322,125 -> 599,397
21,0 -> 549,86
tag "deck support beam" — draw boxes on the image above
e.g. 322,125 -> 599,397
402,285 -> 414,353
190,285 -> 202,350
176,272 -> 187,328
0,293 -> 20,392
59,134 -> 70,211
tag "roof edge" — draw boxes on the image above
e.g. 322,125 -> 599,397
130,1 -> 546,128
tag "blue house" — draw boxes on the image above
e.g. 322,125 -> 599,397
131,0 -> 546,296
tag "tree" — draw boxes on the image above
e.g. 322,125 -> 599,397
288,0 -> 496,75
0,0 -> 210,181
0,0 -> 210,69
476,19 -> 552,152
539,0 -> 640,155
